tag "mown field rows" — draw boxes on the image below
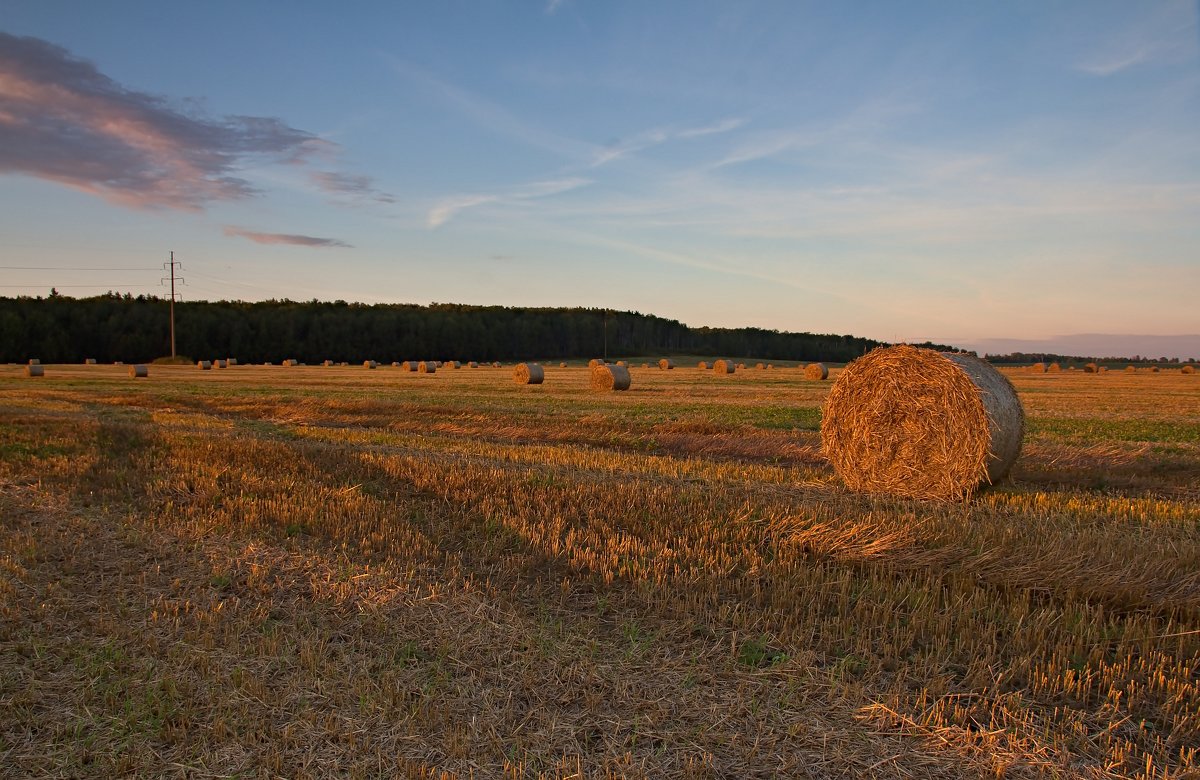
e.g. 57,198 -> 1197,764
2,363 -> 1198,778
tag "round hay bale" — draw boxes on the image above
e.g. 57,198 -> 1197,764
451,361 -> 461,369
1084,363 -> 1098,373
25,364 -> 44,377
129,364 -> 148,378
492,361 -> 501,368
767,363 -> 774,369
820,345 -> 1024,501
401,361 -> 418,371
84,358 -> 97,365
642,362 -> 649,368
804,362 -> 829,380
588,358 -> 605,368
198,360 -> 212,370
228,358 -> 237,366
28,359 -> 40,365
1182,365 -> 1195,375
591,363 -> 631,391
418,361 -> 436,373
468,361 -> 479,368
697,361 -> 709,369
713,359 -> 735,374
1029,362 -> 1046,373
755,362 -> 765,369
659,358 -> 675,370
1151,366 -> 1161,373
216,359 -> 228,369
559,362 -> 567,368
364,360 -> 378,369
1047,362 -> 1061,373
1124,365 -> 1136,373
616,360 -> 628,367
1099,366 -> 1108,373
513,362 -> 544,384
322,360 -> 334,367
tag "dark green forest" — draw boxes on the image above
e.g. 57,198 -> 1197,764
0,293 -> 912,364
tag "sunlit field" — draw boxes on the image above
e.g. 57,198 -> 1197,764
2,362 -> 1198,778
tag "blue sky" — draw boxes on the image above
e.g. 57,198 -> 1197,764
2,1 -> 1198,356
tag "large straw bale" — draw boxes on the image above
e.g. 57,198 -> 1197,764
560,362 -> 568,368
804,362 -> 829,380
216,359 -> 228,369
588,358 -> 605,368
28,359 -> 40,365
659,359 -> 674,370
402,361 -> 418,372
197,360 -> 212,370
450,361 -> 461,369
418,361 -> 436,373
364,360 -> 378,369
129,364 -> 148,378
468,361 -> 479,368
713,359 -> 735,374
322,360 -> 334,367
228,358 -> 237,366
1183,365 -> 1196,375
1030,362 -> 1046,373
1084,363 -> 1098,373
821,345 -> 1024,502
755,362 -> 765,369
591,363 -> 631,391
513,363 -> 544,384
25,364 -> 44,377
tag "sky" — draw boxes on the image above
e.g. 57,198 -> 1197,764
1,1 -> 1198,357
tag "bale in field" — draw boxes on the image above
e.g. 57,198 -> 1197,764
1047,362 -> 1061,373
216,359 -> 228,369
590,362 -> 631,391
322,360 -> 334,367
804,362 -> 829,380
400,361 -> 417,371
25,365 -> 44,377
468,361 -> 478,368
1151,366 -> 1161,373
28,359 -> 40,365
364,360 -> 378,369
418,361 -> 436,373
129,365 -> 148,378
560,362 -> 568,368
1029,362 -> 1046,373
282,359 -> 296,367
659,358 -> 675,370
755,362 -> 765,369
616,360 -> 628,367
450,361 -> 461,369
713,359 -> 735,374
588,358 -> 605,368
84,358 -> 97,365
1183,365 -> 1196,375
698,361 -> 709,369
198,360 -> 212,370
767,364 -> 774,369
1084,363 -> 1098,373
821,345 -> 1024,501
228,358 -> 237,366
513,363 -> 544,384
1125,365 -> 1136,373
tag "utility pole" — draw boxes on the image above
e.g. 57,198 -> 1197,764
603,309 -> 609,361
161,252 -> 184,358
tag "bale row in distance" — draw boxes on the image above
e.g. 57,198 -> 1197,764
821,345 -> 1024,502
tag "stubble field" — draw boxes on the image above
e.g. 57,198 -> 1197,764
1,361 -> 1198,779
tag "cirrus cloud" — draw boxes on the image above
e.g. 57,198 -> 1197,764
223,226 -> 351,248
0,32 -> 329,211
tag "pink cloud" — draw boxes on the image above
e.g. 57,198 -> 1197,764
223,226 -> 351,248
0,32 -> 328,211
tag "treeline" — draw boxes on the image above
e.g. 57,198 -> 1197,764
0,293 -> 911,364
987,351 -> 1196,365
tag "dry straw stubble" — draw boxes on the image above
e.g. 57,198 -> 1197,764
820,345 -> 1024,501
512,362 -> 544,384
590,362 -> 631,391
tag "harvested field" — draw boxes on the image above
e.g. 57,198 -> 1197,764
1,362 -> 1198,779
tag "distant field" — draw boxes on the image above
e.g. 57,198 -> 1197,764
2,362 -> 1198,778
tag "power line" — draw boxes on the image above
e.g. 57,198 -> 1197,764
0,284 -> 163,288
0,266 -> 161,271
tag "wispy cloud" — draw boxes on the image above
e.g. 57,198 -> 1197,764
428,176 -> 590,227
545,0 -> 565,14
223,226 -> 351,248
591,117 -> 746,167
0,32 -> 328,211
311,171 -> 395,203
1073,0 -> 1199,76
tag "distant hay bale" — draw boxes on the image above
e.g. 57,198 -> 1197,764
588,358 -> 605,368
1084,363 -> 1098,373
713,359 -> 735,374
804,362 -> 829,380
767,364 -> 774,369
559,362 -> 567,368
1151,366 -> 1161,373
591,363 -> 631,391
84,358 -> 97,365
1099,366 -> 1108,373
821,345 -> 1024,501
364,360 -> 378,369
1183,365 -> 1196,375
659,359 -> 675,370
755,362 -> 765,369
435,361 -> 443,368
401,361 -> 418,372
736,363 -> 746,369
198,360 -> 212,370
322,360 -> 334,367
282,359 -> 297,367
468,361 -> 479,368
390,361 -> 400,367
513,362 -> 544,384
697,361 -> 709,369
1047,362 -> 1061,373
28,359 -> 40,365
25,364 -> 44,377
492,361 -> 501,368
1125,365 -> 1136,373
450,361 -> 461,369
616,360 -> 628,367
228,358 -> 237,366
129,364 -> 148,378
1029,362 -> 1046,373
216,359 -> 228,369
418,361 -> 436,373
